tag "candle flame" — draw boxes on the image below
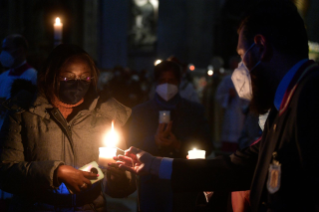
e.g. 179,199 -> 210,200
55,17 -> 62,25
104,121 -> 119,147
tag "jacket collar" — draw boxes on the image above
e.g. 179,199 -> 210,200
29,93 -> 100,119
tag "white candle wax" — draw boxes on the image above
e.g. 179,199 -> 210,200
188,148 -> 206,159
98,147 -> 117,168
54,17 -> 63,41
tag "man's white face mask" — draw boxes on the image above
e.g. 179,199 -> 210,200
231,43 -> 261,101
156,83 -> 178,101
231,61 -> 252,100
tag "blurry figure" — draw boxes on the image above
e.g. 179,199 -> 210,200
149,56 -> 201,103
0,34 -> 37,130
167,56 -> 201,103
0,34 -> 37,205
127,60 -> 213,212
237,106 -> 262,150
103,66 -> 144,108
215,73 -> 248,153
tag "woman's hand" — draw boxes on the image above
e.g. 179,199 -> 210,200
55,165 -> 99,194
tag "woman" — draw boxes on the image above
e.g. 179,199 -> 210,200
0,44 -> 135,211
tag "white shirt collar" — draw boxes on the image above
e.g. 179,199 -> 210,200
274,59 -> 308,111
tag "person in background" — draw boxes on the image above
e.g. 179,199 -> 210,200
215,58 -> 249,153
167,56 -> 201,103
0,34 -> 37,130
127,60 -> 213,212
116,1 -> 319,211
0,34 -> 38,207
149,56 -> 201,103
0,44 -> 135,212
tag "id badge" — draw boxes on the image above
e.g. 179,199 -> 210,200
267,152 -> 281,194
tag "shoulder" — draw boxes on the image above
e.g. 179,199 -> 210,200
0,70 -> 10,79
132,100 -> 154,113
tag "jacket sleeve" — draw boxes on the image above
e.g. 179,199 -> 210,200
0,112 -> 64,195
171,142 -> 259,192
294,73 -> 319,203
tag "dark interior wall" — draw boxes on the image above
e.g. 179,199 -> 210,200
0,0 -> 84,71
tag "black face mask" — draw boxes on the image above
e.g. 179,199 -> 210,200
59,80 -> 90,104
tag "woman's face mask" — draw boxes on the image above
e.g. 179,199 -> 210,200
59,80 -> 91,104
156,83 -> 178,101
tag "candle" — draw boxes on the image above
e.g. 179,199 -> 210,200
54,17 -> 63,45
98,121 -> 120,168
188,148 -> 206,159
159,111 -> 170,124
98,146 -> 117,168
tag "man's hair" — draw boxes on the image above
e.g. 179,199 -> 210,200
154,60 -> 182,82
37,44 -> 99,101
238,0 -> 308,58
10,34 -> 29,51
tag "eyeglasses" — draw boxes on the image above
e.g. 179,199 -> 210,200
59,73 -> 94,82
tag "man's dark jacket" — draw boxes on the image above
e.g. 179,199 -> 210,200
170,60 -> 319,212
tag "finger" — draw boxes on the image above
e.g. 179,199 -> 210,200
81,170 -> 99,179
117,155 -> 135,166
165,121 -> 173,133
158,123 -> 166,132
82,178 -> 92,189
108,163 -> 120,168
169,132 -> 176,139
118,164 -> 137,174
125,146 -> 140,155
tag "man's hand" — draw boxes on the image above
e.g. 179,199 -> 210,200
55,165 -> 98,194
113,146 -> 162,176
155,121 -> 181,149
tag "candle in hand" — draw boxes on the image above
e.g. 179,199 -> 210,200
188,148 -> 206,159
98,121 -> 120,168
54,17 -> 63,43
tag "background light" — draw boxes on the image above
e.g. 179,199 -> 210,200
154,59 -> 162,66
189,64 -> 195,71
207,70 -> 214,76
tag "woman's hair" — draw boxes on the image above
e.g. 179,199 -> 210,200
38,44 -> 99,101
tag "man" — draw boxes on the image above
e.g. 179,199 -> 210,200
0,34 -> 37,130
126,60 -> 213,212
115,1 -> 319,211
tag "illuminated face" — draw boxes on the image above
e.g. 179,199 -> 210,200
59,55 -> 93,82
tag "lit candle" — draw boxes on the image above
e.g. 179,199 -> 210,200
98,121 -> 120,168
188,148 -> 206,159
54,17 -> 63,45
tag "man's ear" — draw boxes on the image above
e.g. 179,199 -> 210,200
254,34 -> 272,62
